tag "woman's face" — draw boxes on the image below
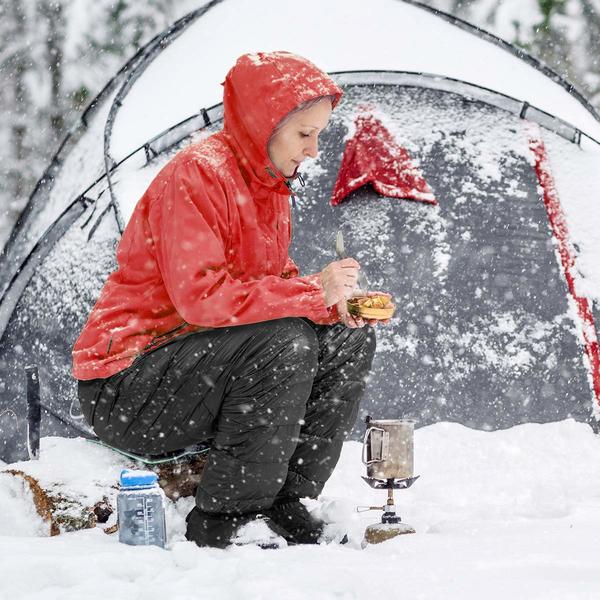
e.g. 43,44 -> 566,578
267,98 -> 333,178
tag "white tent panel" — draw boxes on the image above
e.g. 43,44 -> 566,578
111,0 -> 600,161
544,134 -> 600,303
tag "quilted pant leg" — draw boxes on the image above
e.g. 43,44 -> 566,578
275,323 -> 376,499
194,317 -> 319,515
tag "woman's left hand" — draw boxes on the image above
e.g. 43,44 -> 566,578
336,296 -> 365,328
336,291 -> 394,328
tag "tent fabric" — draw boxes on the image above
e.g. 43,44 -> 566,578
107,0 -> 600,163
525,122 -> 600,409
0,197 -> 118,461
285,84 -> 600,434
330,112 -> 437,206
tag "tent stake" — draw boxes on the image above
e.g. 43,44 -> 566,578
25,365 -> 41,460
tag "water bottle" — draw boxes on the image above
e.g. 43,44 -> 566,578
117,469 -> 167,548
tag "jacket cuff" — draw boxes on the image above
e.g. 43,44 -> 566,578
297,273 -> 331,321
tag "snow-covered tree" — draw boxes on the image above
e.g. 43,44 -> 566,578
423,0 -> 600,107
0,0 -> 200,250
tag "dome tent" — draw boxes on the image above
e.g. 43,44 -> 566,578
1,0 -> 600,464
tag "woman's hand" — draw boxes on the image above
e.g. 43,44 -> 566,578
336,296 -> 365,328
319,258 -> 360,307
337,290 -> 394,329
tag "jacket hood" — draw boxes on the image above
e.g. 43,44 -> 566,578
221,51 -> 343,196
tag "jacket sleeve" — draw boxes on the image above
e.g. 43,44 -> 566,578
281,251 -> 341,326
313,303 -> 342,325
148,160 -> 332,327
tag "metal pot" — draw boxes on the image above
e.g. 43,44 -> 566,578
362,418 -> 414,480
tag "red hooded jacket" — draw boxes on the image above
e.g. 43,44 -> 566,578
72,51 -> 344,380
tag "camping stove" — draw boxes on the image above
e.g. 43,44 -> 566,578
358,417 -> 419,545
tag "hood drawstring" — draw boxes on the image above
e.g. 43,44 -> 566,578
267,165 -> 306,210
285,171 -> 305,209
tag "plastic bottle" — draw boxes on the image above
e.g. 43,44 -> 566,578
117,469 -> 167,548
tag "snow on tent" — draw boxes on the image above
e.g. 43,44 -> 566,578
2,0 -> 600,464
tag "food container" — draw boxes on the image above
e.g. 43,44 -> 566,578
347,294 -> 395,320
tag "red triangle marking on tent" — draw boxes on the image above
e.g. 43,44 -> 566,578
330,113 -> 438,207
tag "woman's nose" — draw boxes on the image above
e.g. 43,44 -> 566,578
304,137 -> 319,158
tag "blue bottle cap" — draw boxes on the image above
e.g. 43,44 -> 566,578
119,469 -> 158,488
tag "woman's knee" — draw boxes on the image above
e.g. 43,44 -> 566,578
353,325 -> 377,360
266,317 -> 319,364
337,324 -> 377,368
231,318 -> 319,386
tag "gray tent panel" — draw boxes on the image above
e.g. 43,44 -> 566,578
0,199 -> 118,463
287,84 -> 593,432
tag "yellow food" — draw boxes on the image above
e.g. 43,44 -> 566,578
347,294 -> 395,320
362,296 -> 388,308
348,295 -> 392,309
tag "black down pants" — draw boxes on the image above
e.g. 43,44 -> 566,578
78,318 -> 376,515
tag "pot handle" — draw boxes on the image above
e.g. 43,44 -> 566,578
362,426 -> 386,465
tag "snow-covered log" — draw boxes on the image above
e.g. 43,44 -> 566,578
0,437 -> 207,536
0,469 -> 111,535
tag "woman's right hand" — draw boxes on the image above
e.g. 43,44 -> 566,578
319,258 -> 360,307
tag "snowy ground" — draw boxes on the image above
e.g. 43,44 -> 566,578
1,419 -> 599,600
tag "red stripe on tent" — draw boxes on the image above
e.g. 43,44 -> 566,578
525,122 -> 600,414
